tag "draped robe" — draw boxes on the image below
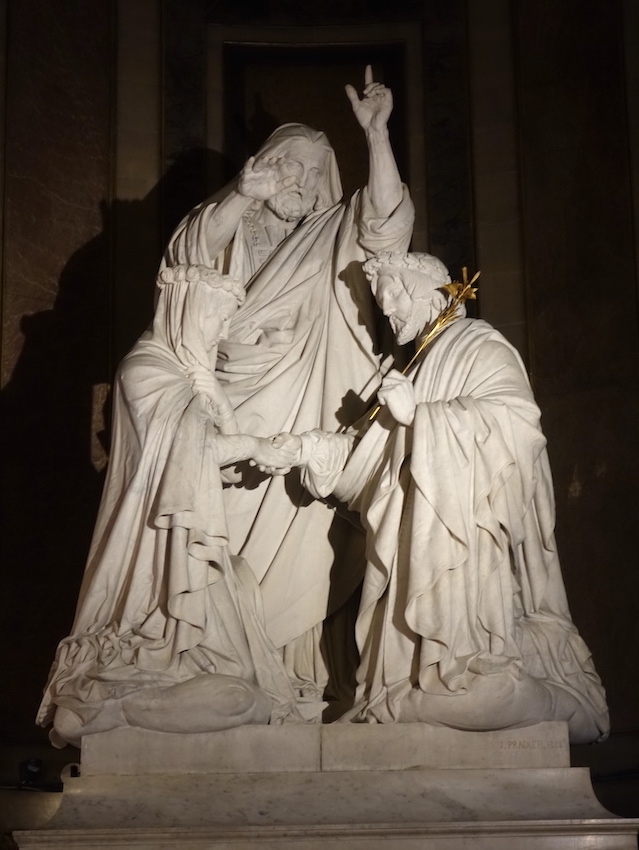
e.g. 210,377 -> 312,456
37,284 -> 298,730
301,318 -> 609,740
165,170 -> 414,686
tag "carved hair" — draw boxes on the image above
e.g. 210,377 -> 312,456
363,251 -> 450,288
157,264 -> 245,304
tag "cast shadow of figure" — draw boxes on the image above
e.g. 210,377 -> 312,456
0,148 -> 236,744
1,202 -> 114,746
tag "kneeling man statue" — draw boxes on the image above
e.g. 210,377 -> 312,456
267,251 -> 608,745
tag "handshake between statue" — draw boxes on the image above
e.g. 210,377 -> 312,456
249,433 -> 303,475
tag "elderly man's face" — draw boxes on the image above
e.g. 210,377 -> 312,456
266,140 -> 327,222
374,266 -> 440,345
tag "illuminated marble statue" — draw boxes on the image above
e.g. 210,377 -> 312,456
271,251 -> 609,744
162,66 -> 414,711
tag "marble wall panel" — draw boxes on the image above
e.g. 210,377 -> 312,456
515,0 -> 638,395
161,2 -> 425,239
0,0 -> 114,743
0,0 -> 5,289
468,0 -> 526,357
542,387 -> 639,730
421,0 -> 474,279
624,0 -> 639,286
163,2 -> 471,268
515,0 -> 639,731
162,0 -> 210,244
204,24 -> 426,244
112,0 -> 162,364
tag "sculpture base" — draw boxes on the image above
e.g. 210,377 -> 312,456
13,723 -> 639,849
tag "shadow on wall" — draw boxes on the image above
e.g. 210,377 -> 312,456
0,148 -> 235,744
1,203 -> 113,745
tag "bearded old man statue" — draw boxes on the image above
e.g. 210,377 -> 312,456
162,67 -> 415,713
268,251 -> 608,744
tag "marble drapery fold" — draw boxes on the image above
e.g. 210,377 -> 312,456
37,274 -> 298,733
164,127 -> 414,688
302,318 -> 609,742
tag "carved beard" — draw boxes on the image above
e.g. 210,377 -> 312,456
267,188 -> 316,222
392,313 -> 425,346
391,291 -> 448,345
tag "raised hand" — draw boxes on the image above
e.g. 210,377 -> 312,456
376,369 -> 416,426
238,155 -> 297,202
345,65 -> 393,133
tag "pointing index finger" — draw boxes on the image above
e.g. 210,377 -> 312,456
365,64 -> 373,86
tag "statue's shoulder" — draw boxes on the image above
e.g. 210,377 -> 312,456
436,318 -> 522,368
459,317 -> 514,350
457,318 -> 529,379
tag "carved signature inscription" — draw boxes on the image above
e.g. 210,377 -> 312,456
498,738 -> 566,750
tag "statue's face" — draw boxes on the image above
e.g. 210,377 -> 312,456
266,140 -> 327,222
374,266 -> 441,345
203,291 -> 239,352
374,268 -> 420,345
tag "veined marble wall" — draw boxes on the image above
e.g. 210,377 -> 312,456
0,0 -> 637,750
515,0 -> 639,731
1,0 -> 114,742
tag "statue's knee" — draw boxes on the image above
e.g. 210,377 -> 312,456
222,679 -> 255,713
52,707 -> 83,747
217,677 -> 272,723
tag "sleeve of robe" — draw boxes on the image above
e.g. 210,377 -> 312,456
298,430 -> 355,499
163,200 -> 232,270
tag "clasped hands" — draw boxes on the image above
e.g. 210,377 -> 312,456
249,433 -> 303,475
248,368 -> 416,478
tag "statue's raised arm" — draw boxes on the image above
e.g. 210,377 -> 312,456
345,64 -> 403,217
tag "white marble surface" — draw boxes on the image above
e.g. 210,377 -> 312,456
320,720 -> 570,771
36,67 -> 607,750
22,767 -> 619,826
14,723 -> 638,850
14,821 -> 639,849
291,251 -> 609,744
81,721 -> 570,776
13,765 -> 639,848
82,724 -> 321,775
37,67 -> 416,746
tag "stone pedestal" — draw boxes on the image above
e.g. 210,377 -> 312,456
13,722 -> 639,849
